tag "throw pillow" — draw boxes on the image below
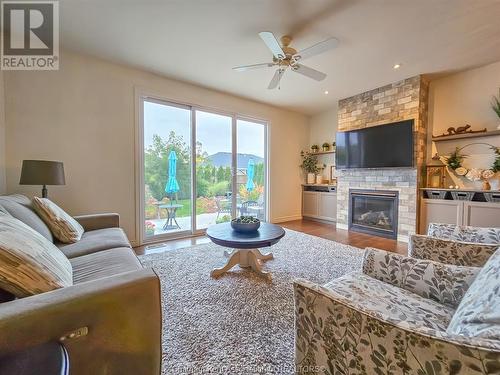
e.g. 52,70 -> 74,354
32,197 -> 84,243
447,248 -> 500,339
0,215 -> 73,297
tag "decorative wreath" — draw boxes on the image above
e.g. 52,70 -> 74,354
444,143 -> 500,179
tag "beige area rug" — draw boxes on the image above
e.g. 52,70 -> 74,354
139,229 -> 364,374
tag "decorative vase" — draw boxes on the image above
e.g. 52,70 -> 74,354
316,175 -> 323,184
482,180 -> 491,191
322,146 -> 329,152
307,173 -> 315,184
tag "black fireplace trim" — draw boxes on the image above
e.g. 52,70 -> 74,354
348,189 -> 399,240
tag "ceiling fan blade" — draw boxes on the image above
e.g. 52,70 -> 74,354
259,31 -> 286,60
292,64 -> 327,81
268,69 -> 286,89
232,62 -> 274,72
292,37 -> 338,63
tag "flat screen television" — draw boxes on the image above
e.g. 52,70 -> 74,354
336,120 -> 414,169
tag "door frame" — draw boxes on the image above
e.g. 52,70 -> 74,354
135,88 -> 269,246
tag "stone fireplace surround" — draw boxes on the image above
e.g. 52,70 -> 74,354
335,76 -> 429,242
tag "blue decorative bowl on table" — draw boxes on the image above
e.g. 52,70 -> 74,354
230,217 -> 261,233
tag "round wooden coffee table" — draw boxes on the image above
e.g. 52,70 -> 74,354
206,222 -> 285,279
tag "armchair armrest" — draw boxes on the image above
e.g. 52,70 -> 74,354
409,234 -> 497,267
363,247 -> 479,308
0,269 -> 161,375
294,279 -> 500,375
73,213 -> 120,231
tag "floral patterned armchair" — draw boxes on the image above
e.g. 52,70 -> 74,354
294,248 -> 500,375
409,223 -> 500,267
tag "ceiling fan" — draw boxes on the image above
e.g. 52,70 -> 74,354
233,31 -> 338,89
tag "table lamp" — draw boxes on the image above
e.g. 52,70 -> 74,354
19,160 -> 65,198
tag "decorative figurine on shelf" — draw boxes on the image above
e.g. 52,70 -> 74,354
322,142 -> 330,152
434,124 -> 487,138
311,144 -> 319,153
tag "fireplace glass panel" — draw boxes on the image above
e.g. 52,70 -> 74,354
352,195 -> 396,232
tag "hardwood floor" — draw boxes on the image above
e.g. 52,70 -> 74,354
280,219 -> 408,254
134,219 -> 408,255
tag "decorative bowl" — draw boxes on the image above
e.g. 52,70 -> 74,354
230,217 -> 260,233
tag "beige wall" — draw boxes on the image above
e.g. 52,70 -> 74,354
0,71 -> 5,194
428,60 -> 500,189
308,106 -> 338,181
3,51 -> 309,245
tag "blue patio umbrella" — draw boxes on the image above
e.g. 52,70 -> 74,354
165,150 -> 180,200
246,158 -> 255,192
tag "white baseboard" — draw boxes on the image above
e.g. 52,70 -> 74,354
397,235 -> 409,243
336,223 -> 348,230
271,214 -> 303,223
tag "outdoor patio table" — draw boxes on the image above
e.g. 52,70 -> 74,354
159,203 -> 183,230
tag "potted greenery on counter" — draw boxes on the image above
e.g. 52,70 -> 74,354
311,144 -> 319,153
300,151 -> 319,184
492,92 -> 500,129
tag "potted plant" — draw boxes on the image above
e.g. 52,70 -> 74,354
145,221 -> 156,236
492,92 -> 500,129
445,147 -> 467,170
300,151 -> 319,184
322,142 -> 330,152
311,144 -> 319,153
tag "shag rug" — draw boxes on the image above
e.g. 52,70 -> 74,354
139,229 -> 364,374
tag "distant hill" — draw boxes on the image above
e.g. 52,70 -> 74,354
207,152 -> 264,168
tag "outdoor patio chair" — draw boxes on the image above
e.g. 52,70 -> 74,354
240,200 -> 260,217
215,198 -> 231,219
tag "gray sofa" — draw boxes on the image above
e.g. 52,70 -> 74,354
0,194 -> 162,374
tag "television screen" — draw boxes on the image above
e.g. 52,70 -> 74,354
336,120 -> 414,169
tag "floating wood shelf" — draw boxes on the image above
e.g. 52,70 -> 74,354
307,150 -> 336,155
432,130 -> 500,142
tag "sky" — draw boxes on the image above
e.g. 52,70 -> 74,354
143,101 -> 265,157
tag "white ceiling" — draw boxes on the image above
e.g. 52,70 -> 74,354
60,0 -> 500,115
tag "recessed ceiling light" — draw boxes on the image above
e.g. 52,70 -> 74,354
324,90 -> 329,95
393,63 -> 401,69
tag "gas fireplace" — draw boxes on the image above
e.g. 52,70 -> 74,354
348,189 -> 399,239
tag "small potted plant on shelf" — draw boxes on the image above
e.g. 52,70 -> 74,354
311,144 -> 319,153
322,142 -> 330,152
300,151 -> 319,184
445,147 -> 467,170
492,91 -> 500,130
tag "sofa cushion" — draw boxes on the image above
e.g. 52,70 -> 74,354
0,195 -> 53,242
32,197 -> 84,243
447,249 -> 500,339
428,223 -> 500,244
70,247 -> 141,284
324,273 -> 455,332
57,227 -> 131,258
0,215 -> 72,297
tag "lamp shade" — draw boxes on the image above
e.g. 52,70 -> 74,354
19,160 -> 65,186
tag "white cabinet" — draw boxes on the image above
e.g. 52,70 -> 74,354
420,199 -> 500,233
302,191 -> 337,222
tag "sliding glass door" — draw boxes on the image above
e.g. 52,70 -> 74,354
236,119 -> 267,221
143,100 -> 192,239
140,97 -> 267,243
195,110 -> 233,230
